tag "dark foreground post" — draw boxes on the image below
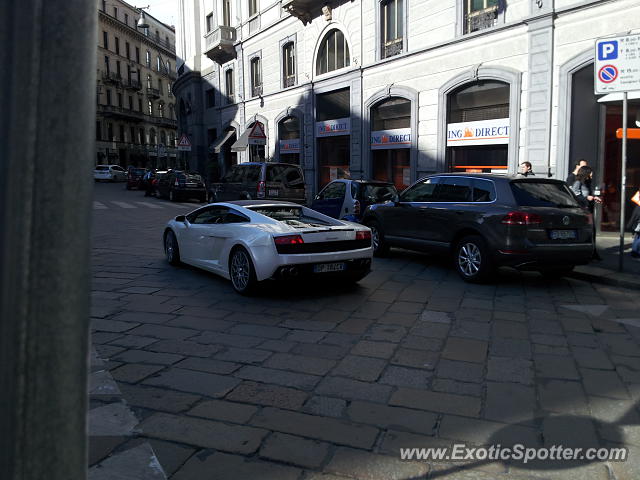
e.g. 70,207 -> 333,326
0,1 -> 96,479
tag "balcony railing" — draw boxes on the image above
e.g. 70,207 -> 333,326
122,79 -> 142,90
383,38 -> 403,59
466,5 -> 499,33
204,26 -> 237,64
98,104 -> 145,121
281,0 -> 314,24
102,71 -> 122,84
146,87 -> 160,98
283,75 -> 296,88
149,116 -> 177,128
251,84 -> 263,98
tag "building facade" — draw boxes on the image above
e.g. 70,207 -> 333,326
96,0 -> 178,168
174,0 -> 640,232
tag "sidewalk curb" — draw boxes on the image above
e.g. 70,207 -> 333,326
568,267 -> 640,290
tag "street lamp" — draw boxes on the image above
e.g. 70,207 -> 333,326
135,5 -> 150,29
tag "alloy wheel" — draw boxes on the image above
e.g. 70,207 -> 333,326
165,235 -> 174,262
231,250 -> 250,291
370,226 -> 380,251
458,242 -> 481,277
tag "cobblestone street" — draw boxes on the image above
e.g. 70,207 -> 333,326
89,183 -> 640,480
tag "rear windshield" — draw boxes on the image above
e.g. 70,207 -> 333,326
361,184 -> 398,203
510,181 -> 579,208
266,165 -> 304,187
178,173 -> 203,182
248,206 -> 330,227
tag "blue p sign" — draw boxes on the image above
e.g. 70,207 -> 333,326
598,41 -> 618,60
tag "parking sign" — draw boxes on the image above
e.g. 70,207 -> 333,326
595,34 -> 640,93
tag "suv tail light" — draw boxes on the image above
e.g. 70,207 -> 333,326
257,180 -> 266,198
501,211 -> 542,225
354,200 -> 361,216
355,230 -> 371,241
274,235 -> 304,245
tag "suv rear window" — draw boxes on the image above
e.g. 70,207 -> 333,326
361,184 -> 398,203
266,165 -> 304,187
510,181 -> 579,208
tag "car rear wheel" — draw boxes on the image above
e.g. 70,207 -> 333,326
366,221 -> 389,257
164,231 -> 181,266
455,235 -> 494,282
229,247 -> 257,295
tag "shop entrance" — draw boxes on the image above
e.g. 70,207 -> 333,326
317,136 -> 350,187
316,88 -> 351,190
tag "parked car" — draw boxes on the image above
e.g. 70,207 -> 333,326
362,173 -> 593,282
126,167 -> 146,190
208,162 -> 306,204
94,164 -> 127,182
156,170 -> 207,202
163,201 -> 373,294
311,179 -> 398,221
149,170 -> 168,196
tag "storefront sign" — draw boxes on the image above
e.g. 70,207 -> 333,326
446,119 -> 510,147
279,139 -> 300,154
316,118 -> 350,137
371,128 -> 412,150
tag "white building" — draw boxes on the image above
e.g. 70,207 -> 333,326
174,0 -> 640,232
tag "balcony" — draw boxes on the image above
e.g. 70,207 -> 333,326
123,79 -> 142,91
146,87 -> 160,99
149,116 -> 177,128
283,75 -> 296,88
98,105 -> 144,122
102,71 -> 122,85
251,85 -> 263,98
204,26 -> 237,64
465,5 -> 499,34
281,0 -> 314,24
383,38 -> 403,59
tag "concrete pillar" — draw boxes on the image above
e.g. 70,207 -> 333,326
0,1 -> 96,479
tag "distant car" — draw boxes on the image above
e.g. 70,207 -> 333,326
126,167 -> 146,190
208,162 -> 306,204
94,164 -> 127,182
156,170 -> 207,202
150,170 -> 169,196
311,179 -> 398,221
362,174 -> 594,282
163,201 -> 373,294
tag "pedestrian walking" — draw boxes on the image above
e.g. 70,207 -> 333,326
517,161 -> 535,177
143,168 -> 155,197
566,159 -> 588,185
627,190 -> 640,258
571,165 -> 602,260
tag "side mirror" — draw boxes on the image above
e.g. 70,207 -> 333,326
175,215 -> 186,222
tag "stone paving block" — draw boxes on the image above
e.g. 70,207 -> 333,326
174,306 -> 234,319
531,334 -> 568,347
401,335 -> 443,352
379,429 -> 452,456
259,432 -> 331,469
250,407 -> 379,449
529,318 -> 564,335
379,365 -> 432,389
589,396 -> 640,446
140,413 -> 268,454
93,332 -> 124,344
146,339 -> 221,358
436,359 -> 484,383
264,353 -> 337,376
291,343 -> 350,360
391,348 -> 438,370
492,320 -> 528,339
109,312 -> 177,326
432,378 -> 483,397
377,312 -> 420,327
93,318 -> 140,333
258,339 -> 296,352
489,338 -> 532,359
172,451 -> 302,480
322,332 -> 360,347
95,345 -> 127,359
303,396 -> 347,418
142,439 -> 196,476
118,286 -> 161,294
188,399 -> 258,424
449,320 -> 491,340
214,347 -> 272,364
538,380 -> 589,415
559,316 -> 595,333
88,403 -> 139,436
173,357 -> 241,375
88,443 -> 166,480
599,333 -> 640,357
324,447 -> 429,480
165,316 -> 233,332
542,415 -> 600,449
420,310 -> 452,324
351,341 -> 397,359
493,310 -> 526,322
442,337 -> 488,363
335,317 -> 374,334
111,363 -> 164,384
227,324 -> 290,339
532,344 -> 571,356
388,301 -> 424,314
363,325 -> 407,343
439,415 -> 539,447
316,376 -> 393,403
534,354 -> 580,380
591,317 -> 626,333
143,368 -> 240,398
109,335 -> 158,349
332,355 -> 387,381
127,324 -> 198,341
484,382 -> 536,424
281,318 -> 336,331
286,330 -> 327,343
113,350 -> 184,366
580,368 -> 629,399
347,401 -> 437,435
125,302 -> 182,314
226,381 -> 308,410
389,388 -> 481,417
235,365 -> 321,390
456,308 -> 492,322
88,436 -> 129,467
410,322 -> 450,338
486,357 -> 533,385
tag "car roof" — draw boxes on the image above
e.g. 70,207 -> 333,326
225,200 -> 301,208
423,173 -> 565,183
233,162 -> 301,168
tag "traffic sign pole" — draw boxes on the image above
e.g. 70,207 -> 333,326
619,92 -> 628,272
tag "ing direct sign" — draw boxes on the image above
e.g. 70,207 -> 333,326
279,139 -> 300,154
446,118 -> 510,147
371,128 -> 411,150
316,118 -> 351,137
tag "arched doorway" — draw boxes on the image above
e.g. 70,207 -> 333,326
277,115 -> 301,164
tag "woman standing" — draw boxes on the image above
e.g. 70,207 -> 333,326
571,166 -> 602,260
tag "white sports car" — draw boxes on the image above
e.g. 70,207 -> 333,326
163,201 -> 373,294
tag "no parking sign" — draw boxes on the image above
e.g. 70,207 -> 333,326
594,34 -> 640,93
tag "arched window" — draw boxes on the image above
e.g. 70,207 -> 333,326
371,97 -> 411,190
148,100 -> 153,116
158,102 -> 165,118
283,42 -> 295,87
316,29 -> 350,75
278,116 -> 301,164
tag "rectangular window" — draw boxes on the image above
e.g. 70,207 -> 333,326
158,78 -> 163,94
113,6 -> 118,19
130,126 -> 136,144
283,42 -> 295,88
119,125 -> 125,142
106,89 -> 112,106
103,31 -> 108,49
116,60 -> 121,77
125,42 -> 130,59
223,0 -> 231,26
104,56 -> 110,74
115,37 -> 120,55
249,0 -> 258,17
107,123 -> 113,140
146,50 -> 151,67
138,98 -> 143,112
225,69 -> 234,101
135,47 -> 140,64
382,0 -> 403,58
250,57 -> 262,97
124,13 -> 129,26
101,0 -> 106,12
465,0 -> 499,34
128,96 -> 133,110
206,88 -> 216,108
96,121 -> 102,141
157,56 -> 161,71
206,13 -> 213,32
117,93 -> 122,107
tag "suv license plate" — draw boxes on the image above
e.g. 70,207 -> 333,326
268,189 -> 279,196
550,229 -> 577,240
313,262 -> 346,273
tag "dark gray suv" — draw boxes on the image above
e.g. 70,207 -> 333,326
362,174 -> 594,282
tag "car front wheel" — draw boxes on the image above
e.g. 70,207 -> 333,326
455,235 -> 494,282
229,247 -> 257,295
164,231 -> 181,266
366,220 -> 389,257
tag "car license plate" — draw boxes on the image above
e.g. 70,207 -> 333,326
268,189 -> 279,196
550,229 -> 577,240
313,262 -> 346,273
